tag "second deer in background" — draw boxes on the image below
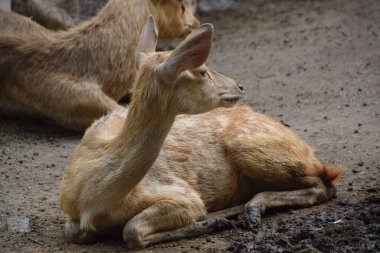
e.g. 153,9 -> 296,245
0,0 -> 200,131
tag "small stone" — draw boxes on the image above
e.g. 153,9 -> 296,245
6,217 -> 29,233
357,162 -> 364,167
354,130 -> 359,134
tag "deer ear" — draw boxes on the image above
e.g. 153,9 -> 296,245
158,23 -> 214,84
136,16 -> 158,70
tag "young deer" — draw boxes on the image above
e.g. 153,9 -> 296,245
60,17 -> 344,249
0,0 -> 199,130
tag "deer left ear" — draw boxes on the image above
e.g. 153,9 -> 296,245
158,23 -> 213,84
136,16 -> 158,70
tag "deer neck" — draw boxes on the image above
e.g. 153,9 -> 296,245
105,86 -> 175,199
57,0 -> 153,88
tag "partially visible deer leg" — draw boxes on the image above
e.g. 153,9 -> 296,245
144,217 -> 232,246
243,182 -> 336,230
206,204 -> 245,219
15,0 -> 77,30
122,189 -> 234,249
64,218 -> 97,244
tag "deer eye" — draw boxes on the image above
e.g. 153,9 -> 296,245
200,70 -> 208,77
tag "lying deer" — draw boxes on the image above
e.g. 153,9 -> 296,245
60,17 -> 344,249
10,0 -> 196,30
0,0 -> 199,130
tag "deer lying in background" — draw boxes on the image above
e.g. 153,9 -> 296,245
60,17 -> 344,249
11,0 -> 79,30
0,0 -> 199,131
7,0 -> 196,30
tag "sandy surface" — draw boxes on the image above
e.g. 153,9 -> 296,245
1,0 -> 379,252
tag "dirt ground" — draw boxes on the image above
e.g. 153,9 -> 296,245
1,0 -> 379,252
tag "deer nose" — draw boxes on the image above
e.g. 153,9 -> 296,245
237,83 -> 244,91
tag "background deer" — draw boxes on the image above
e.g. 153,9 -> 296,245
60,17 -> 344,249
7,0 -> 197,31
0,0 -> 199,130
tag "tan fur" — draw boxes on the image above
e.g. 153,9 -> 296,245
60,18 -> 244,248
60,18 -> 343,250
0,0 -> 200,131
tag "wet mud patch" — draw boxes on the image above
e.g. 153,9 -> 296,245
229,193 -> 380,252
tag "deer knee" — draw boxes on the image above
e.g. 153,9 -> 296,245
64,220 -> 96,244
123,221 -> 148,249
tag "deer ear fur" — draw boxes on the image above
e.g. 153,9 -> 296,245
136,16 -> 158,70
158,23 -> 214,84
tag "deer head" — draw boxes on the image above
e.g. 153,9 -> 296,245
150,0 -> 200,39
134,16 -> 244,115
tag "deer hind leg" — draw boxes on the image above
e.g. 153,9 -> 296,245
46,76 -> 124,130
243,181 -> 336,230
123,193 -> 231,249
25,0 -> 76,29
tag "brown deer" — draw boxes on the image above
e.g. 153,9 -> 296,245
60,17 -> 344,249
10,0 -> 196,31
0,0 -> 199,131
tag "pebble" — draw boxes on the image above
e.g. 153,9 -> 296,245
6,217 -> 29,233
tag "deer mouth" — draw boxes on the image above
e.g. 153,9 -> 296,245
222,96 -> 242,106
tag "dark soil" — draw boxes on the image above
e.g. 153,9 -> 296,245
1,0 -> 379,252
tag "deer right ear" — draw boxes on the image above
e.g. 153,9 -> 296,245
136,16 -> 158,70
158,23 -> 214,84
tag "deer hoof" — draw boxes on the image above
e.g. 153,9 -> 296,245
243,206 -> 262,232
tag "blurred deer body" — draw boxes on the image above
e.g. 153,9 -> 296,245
11,0 -> 79,30
0,0 -> 200,130
60,17 -> 343,250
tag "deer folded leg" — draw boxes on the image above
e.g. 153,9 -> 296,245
39,75 -> 124,131
122,191 -> 233,250
243,182 -> 334,230
144,217 -> 232,246
206,204 -> 245,219
24,0 -> 77,30
64,218 -> 96,244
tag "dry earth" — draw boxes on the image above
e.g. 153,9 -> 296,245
1,0 -> 379,252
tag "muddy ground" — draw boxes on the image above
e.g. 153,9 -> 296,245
1,0 -> 379,252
